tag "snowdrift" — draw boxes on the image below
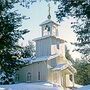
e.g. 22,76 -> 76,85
77,85 -> 90,90
0,82 -> 61,90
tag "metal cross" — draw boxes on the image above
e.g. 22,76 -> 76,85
47,3 -> 51,19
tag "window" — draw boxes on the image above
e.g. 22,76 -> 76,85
70,75 -> 73,81
57,44 -> 59,49
43,29 -> 48,36
43,25 -> 50,36
38,72 -> 40,80
27,72 -> 31,82
16,74 -> 19,82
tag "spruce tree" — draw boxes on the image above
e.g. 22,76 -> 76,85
0,0 -> 34,84
21,41 -> 35,58
74,59 -> 90,85
65,46 -> 74,63
54,0 -> 90,57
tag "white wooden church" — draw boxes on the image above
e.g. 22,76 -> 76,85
16,9 -> 77,90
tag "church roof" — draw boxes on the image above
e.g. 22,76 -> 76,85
20,55 -> 76,73
52,64 -> 65,71
20,54 -> 59,64
32,54 -> 59,63
40,19 -> 59,26
52,64 -> 76,73
33,35 -> 65,43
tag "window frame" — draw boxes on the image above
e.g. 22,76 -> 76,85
57,44 -> 59,49
38,72 -> 40,80
16,74 -> 19,82
27,72 -> 32,82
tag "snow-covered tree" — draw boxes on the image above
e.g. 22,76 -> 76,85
21,41 -> 35,58
0,0 -> 34,84
55,0 -> 90,58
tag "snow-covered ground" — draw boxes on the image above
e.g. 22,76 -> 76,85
77,85 -> 90,90
0,82 -> 89,90
0,82 -> 61,90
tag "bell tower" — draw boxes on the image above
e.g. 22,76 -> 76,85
40,4 -> 59,37
34,4 -> 65,57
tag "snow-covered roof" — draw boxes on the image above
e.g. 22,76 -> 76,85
40,19 -> 59,26
21,54 -> 59,64
53,64 -> 76,73
21,57 -> 32,63
33,35 -> 65,43
32,54 -> 59,63
33,35 -> 50,41
52,64 -> 66,71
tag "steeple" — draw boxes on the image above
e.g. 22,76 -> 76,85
39,3 -> 59,37
47,3 -> 51,19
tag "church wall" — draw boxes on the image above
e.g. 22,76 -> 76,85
16,61 -> 48,83
51,58 -> 57,67
50,37 -> 65,57
48,70 -> 62,86
35,36 -> 65,57
47,59 -> 63,85
47,56 -> 67,69
32,61 -> 48,82
36,37 -> 51,57
16,64 -> 33,83
47,58 -> 57,68
51,37 -> 57,55
47,69 -> 53,83
59,43 -> 65,57
56,56 -> 68,65
61,72 -> 66,88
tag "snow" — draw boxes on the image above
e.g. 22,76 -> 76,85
21,54 -> 59,63
0,88 -> 5,90
74,84 -> 82,88
0,82 -> 61,90
77,85 -> 90,90
0,82 -> 90,90
52,63 -> 76,73
52,64 -> 65,70
39,19 -> 59,26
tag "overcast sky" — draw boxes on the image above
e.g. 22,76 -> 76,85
14,1 -> 81,59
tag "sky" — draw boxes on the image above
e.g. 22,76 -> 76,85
14,1 -> 81,59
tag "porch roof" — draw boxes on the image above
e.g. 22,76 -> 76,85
52,64 -> 76,73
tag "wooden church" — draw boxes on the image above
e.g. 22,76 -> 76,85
16,6 -> 77,90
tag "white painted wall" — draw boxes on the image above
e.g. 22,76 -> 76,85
36,37 -> 51,57
17,61 -> 48,83
36,36 -> 65,57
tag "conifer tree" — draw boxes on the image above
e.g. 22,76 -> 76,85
21,41 -> 35,58
55,0 -> 90,57
74,59 -> 90,85
0,0 -> 35,84
65,46 -> 74,63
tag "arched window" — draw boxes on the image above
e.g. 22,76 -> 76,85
38,72 -> 40,80
27,72 -> 31,82
16,74 -> 19,82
